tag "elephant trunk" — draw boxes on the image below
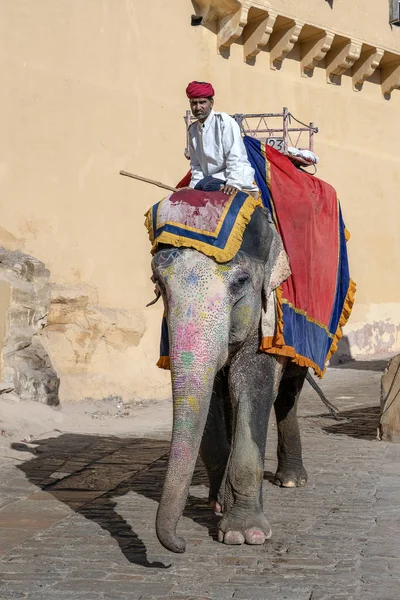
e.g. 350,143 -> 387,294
156,324 -> 224,553
156,371 -> 216,552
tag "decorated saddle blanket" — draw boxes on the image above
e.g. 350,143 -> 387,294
145,188 -> 262,263
244,137 -> 356,377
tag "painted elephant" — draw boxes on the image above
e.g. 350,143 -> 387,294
151,207 -> 308,553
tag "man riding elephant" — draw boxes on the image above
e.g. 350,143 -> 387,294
144,92 -> 354,553
186,81 -> 259,196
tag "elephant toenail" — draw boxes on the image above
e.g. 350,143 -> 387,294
245,529 -> 266,545
282,480 -> 296,488
223,531 -> 245,545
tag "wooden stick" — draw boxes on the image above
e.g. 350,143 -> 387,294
119,170 -> 178,193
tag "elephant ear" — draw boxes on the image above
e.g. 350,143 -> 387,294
263,221 -> 291,299
261,221 -> 291,340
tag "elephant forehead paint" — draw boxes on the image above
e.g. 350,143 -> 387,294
154,249 -> 266,360
153,253 -> 231,449
160,252 -> 232,364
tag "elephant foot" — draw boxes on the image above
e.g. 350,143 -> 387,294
217,512 -> 272,546
210,500 -> 223,516
274,464 -> 307,488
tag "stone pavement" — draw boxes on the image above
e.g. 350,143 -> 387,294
0,361 -> 400,600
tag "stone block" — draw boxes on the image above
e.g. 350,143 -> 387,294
40,288 -> 159,401
380,354 -> 400,442
42,306 -> 146,373
0,247 -> 59,405
47,283 -> 98,326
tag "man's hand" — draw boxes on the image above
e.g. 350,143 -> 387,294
220,184 -> 239,195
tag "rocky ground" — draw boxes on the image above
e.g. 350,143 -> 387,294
0,359 -> 399,600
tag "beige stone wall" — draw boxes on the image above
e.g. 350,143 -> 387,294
1,0 -> 400,400
0,281 -> 11,381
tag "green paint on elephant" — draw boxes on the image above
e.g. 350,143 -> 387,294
175,396 -> 199,412
214,264 -> 231,275
237,304 -> 252,327
181,351 -> 195,369
174,415 -> 195,434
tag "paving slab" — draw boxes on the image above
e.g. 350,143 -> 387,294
0,363 -> 399,599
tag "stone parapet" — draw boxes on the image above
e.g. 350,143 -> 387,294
193,0 -> 400,96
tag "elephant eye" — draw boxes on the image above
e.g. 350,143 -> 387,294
237,275 -> 249,284
231,273 -> 250,291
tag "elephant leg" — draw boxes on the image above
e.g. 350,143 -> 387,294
274,362 -> 308,488
218,338 -> 284,546
199,368 -> 232,514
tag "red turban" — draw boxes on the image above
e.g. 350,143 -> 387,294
186,81 -> 215,99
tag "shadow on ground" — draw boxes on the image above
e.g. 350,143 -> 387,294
322,406 -> 380,440
10,403 -> 380,568
11,435 -> 218,569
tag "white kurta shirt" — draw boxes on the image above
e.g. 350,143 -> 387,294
188,110 -> 257,192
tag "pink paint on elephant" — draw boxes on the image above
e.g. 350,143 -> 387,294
170,440 -> 192,463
